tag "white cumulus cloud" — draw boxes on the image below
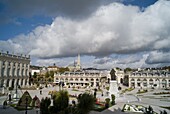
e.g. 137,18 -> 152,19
0,0 -> 170,68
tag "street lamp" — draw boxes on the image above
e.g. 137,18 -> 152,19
25,95 -> 28,114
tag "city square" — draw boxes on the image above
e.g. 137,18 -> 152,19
0,84 -> 170,114
0,0 -> 170,114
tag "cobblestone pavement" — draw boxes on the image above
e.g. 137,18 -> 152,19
0,86 -> 170,114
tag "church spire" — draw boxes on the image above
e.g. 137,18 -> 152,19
77,54 -> 80,67
76,54 -> 81,70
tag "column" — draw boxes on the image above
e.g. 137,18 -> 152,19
134,78 -> 138,88
3,79 -> 7,87
22,79 -> 26,86
9,79 -> 12,87
23,64 -> 26,76
159,79 -> 162,88
167,79 -> 169,88
19,63 -> 22,77
128,78 -> 131,88
153,78 -> 156,87
18,79 -> 22,86
147,78 -> 149,88
9,62 -> 14,76
27,64 -> 30,76
4,61 -> 8,76
14,63 -> 18,76
14,79 -> 17,89
94,78 -> 96,87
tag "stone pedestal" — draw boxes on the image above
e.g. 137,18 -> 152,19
109,80 -> 119,98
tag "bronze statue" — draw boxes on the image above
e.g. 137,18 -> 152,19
110,69 -> 116,80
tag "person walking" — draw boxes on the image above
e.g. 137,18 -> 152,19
40,90 -> 42,95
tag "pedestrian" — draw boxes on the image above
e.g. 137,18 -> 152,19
40,90 -> 42,95
8,93 -> 12,104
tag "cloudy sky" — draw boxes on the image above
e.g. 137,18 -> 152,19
0,0 -> 170,69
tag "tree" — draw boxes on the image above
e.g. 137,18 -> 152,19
111,94 -> 115,105
124,68 -> 132,73
33,72 -> 37,78
105,98 -> 110,108
45,71 -> 50,78
40,97 -> 51,114
75,93 -> 95,114
53,90 -> 69,113
49,71 -> 54,78
58,67 -> 69,73
17,91 -> 32,106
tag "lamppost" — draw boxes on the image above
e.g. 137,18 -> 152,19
25,95 -> 28,114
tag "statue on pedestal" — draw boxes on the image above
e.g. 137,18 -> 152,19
109,68 -> 119,98
110,69 -> 116,80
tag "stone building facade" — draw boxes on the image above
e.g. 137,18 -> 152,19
129,70 -> 170,88
54,70 -> 109,88
0,52 -> 30,89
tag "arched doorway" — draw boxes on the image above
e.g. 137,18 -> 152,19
6,79 -> 10,87
12,79 -> 15,88
137,79 -> 141,87
162,79 -> 167,88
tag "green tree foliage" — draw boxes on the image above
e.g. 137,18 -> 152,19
76,93 -> 95,114
124,68 -> 132,73
106,86 -> 110,91
49,71 -> 54,77
162,66 -> 170,71
45,71 -> 50,78
31,95 -> 40,108
40,97 -> 51,114
105,98 -> 110,108
17,91 -> 32,107
111,94 -> 115,105
58,67 -> 69,73
33,72 -> 37,78
53,90 -> 69,113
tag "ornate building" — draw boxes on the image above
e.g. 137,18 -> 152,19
54,54 -> 109,88
129,70 -> 170,88
54,70 -> 108,88
0,51 -> 30,90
